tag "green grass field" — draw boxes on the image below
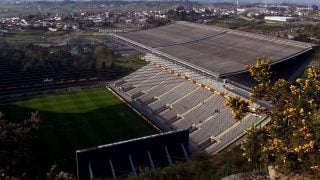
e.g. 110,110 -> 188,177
0,88 -> 157,176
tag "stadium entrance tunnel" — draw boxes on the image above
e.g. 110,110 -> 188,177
76,130 -> 189,179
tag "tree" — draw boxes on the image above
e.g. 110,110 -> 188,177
167,6 -> 187,21
0,112 -> 40,177
0,41 -> 9,57
143,17 -> 171,30
23,44 -> 50,70
47,164 -> 73,180
304,24 -> 320,39
314,53 -> 320,68
293,34 -> 311,43
226,56 -> 320,175
94,45 -> 115,69
312,5 -> 319,11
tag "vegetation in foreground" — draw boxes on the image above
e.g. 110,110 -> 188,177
0,88 -> 157,178
227,55 -> 320,178
128,147 -> 257,180
0,112 -> 40,178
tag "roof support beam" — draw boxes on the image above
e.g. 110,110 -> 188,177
108,159 -> 116,179
147,150 -> 155,170
128,154 -> 137,176
88,163 -> 93,180
181,143 -> 189,160
164,146 -> 173,165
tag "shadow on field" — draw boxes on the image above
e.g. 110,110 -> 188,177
0,103 -> 157,178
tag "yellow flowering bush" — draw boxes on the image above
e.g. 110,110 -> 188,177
226,56 -> 320,175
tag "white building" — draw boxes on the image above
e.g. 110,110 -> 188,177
264,16 -> 296,22
236,8 -> 246,13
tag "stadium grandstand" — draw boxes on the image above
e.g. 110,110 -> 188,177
76,130 -> 189,179
106,21 -> 318,155
108,53 -> 266,155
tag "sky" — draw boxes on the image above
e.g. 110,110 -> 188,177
0,0 -> 319,6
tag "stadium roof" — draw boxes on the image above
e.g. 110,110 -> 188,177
116,21 -> 315,77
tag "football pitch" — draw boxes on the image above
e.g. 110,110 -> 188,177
0,88 -> 157,176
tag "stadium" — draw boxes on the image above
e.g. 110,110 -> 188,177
77,21 -> 317,178
69,22 -> 316,179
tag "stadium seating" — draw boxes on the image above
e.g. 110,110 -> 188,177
159,87 -> 213,122
172,94 -> 225,129
148,82 -> 198,112
137,77 -> 184,105
126,71 -> 171,98
190,108 -> 235,144
205,114 -> 264,154
109,54 -> 266,155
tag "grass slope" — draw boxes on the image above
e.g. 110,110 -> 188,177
0,88 -> 157,177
